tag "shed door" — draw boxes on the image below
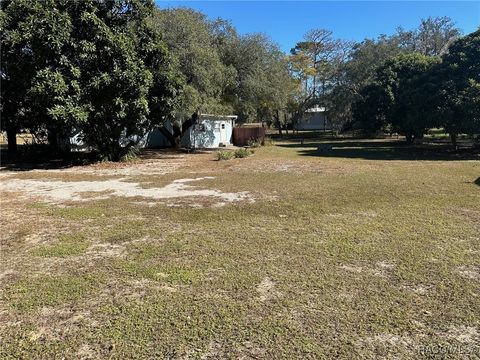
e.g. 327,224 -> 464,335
219,122 -> 227,144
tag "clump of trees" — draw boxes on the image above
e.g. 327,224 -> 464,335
288,17 -> 479,146
289,29 -> 352,130
1,1 -> 295,158
353,30 -> 479,145
1,0 -> 182,160
151,8 -> 297,146
1,1 -> 478,160
432,30 -> 480,146
354,54 -> 441,143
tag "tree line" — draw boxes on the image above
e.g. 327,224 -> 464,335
288,18 -> 479,146
1,0 -> 293,159
2,0 -> 180,159
352,29 -> 479,146
1,0 -> 479,160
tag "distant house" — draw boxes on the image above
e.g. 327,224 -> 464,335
296,106 -> 331,131
70,114 -> 237,151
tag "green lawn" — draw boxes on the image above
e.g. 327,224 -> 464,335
1,139 -> 479,359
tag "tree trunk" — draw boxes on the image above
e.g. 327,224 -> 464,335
47,127 -> 72,155
173,136 -> 181,149
7,127 -> 17,152
287,112 -> 291,134
450,133 -> 458,150
160,113 -> 198,149
48,127 -> 58,149
274,110 -> 282,135
158,126 -> 177,148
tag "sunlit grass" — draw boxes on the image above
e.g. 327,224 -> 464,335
1,140 -> 479,358
31,233 -> 89,258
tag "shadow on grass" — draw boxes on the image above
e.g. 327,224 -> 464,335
0,146 -> 97,171
0,146 -> 195,171
277,139 -> 479,161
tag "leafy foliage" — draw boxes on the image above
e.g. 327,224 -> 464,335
234,148 -> 252,158
329,17 -> 462,134
375,54 -> 440,142
352,29 -> 479,146
151,9 -> 294,145
1,3 -> 476,156
1,0 -> 180,160
432,30 -> 480,146
216,149 -> 235,161
152,8 -> 233,116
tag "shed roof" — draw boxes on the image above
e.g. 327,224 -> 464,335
200,114 -> 238,121
305,106 -> 326,113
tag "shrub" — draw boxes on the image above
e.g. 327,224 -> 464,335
263,137 -> 274,146
216,150 -> 234,160
234,148 -> 252,158
247,138 -> 262,148
120,147 -> 140,162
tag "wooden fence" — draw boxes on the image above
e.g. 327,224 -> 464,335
232,127 -> 266,146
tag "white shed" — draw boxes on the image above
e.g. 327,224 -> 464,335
144,114 -> 237,149
68,114 -> 237,150
189,114 -> 236,148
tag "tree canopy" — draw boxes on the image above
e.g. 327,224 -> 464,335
1,0 -> 182,159
1,2 -> 477,157
432,29 -> 480,146
352,28 -> 479,145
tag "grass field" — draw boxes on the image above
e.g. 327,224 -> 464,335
1,139 -> 479,359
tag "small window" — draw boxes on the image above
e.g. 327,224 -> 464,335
221,124 -> 225,129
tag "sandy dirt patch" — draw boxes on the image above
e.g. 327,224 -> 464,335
339,262 -> 395,278
199,340 -> 227,360
1,176 -> 253,207
360,333 -> 413,347
457,266 -> 480,280
232,159 -> 351,174
340,265 -> 364,273
445,325 -> 479,343
67,159 -> 184,176
76,344 -> 98,359
85,243 -> 126,259
403,284 -> 429,295
0,269 -> 18,285
256,277 -> 280,302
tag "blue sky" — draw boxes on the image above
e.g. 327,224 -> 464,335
155,1 -> 479,52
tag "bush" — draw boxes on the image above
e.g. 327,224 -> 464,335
216,150 -> 234,160
263,137 -> 274,146
120,147 -> 140,162
216,148 -> 253,160
247,138 -> 262,148
234,148 -> 252,158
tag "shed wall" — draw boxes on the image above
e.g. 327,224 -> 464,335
297,113 -> 331,130
190,119 -> 234,148
68,117 -> 235,150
